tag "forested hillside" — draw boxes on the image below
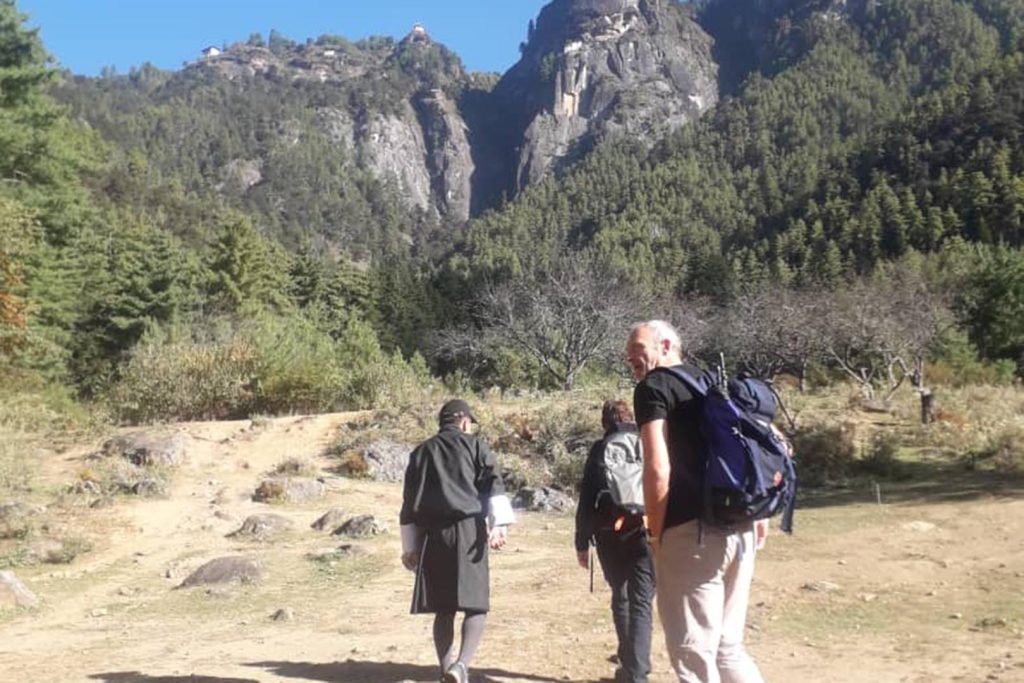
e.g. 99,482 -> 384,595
0,0 -> 1022,422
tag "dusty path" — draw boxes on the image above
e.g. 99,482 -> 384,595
1,414 -> 1022,683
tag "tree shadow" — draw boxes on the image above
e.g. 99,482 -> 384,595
246,659 -> 586,683
799,461 -> 1024,509
89,674 -> 259,683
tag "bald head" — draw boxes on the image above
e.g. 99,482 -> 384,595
625,320 -> 683,380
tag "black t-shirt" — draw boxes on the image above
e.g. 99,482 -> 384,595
633,364 -> 706,530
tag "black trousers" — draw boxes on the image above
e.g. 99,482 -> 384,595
596,529 -> 655,683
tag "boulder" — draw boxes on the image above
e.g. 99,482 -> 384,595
177,557 -> 263,589
26,538 -> 84,565
512,486 -> 574,513
270,607 -> 294,622
228,514 -> 295,540
253,477 -> 325,504
106,460 -> 167,497
361,440 -> 412,483
332,515 -> 388,538
0,570 -> 38,609
335,441 -> 412,482
0,501 -> 40,540
310,508 -> 347,532
101,431 -> 188,467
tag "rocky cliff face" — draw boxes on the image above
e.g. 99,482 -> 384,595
64,1 -> 724,226
492,0 -> 718,192
190,29 -> 479,223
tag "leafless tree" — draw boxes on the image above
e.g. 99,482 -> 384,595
470,260 -> 643,390
709,285 -> 829,392
821,270 -> 953,402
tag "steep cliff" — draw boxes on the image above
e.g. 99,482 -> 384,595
492,0 -> 718,192
56,0 -> 726,235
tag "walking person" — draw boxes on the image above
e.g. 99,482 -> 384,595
626,321 -> 768,683
574,399 -> 654,683
400,399 -> 515,683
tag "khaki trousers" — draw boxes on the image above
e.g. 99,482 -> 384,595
654,521 -> 765,683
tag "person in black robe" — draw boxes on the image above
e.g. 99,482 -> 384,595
400,399 -> 515,683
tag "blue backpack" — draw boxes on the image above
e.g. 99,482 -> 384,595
663,366 -> 797,534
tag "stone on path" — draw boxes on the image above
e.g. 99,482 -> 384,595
311,508 -> 347,531
228,514 -> 294,540
253,478 -> 325,503
177,557 -> 263,589
332,515 -> 388,538
512,486 -> 574,513
0,570 -> 39,609
101,431 -> 188,467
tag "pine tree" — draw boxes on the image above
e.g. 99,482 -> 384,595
206,214 -> 292,314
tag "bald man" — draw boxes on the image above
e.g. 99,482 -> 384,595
626,321 -> 765,683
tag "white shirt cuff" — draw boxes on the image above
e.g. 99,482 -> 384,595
400,524 -> 423,553
488,494 -> 516,527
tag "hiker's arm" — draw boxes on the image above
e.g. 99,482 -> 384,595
755,519 -> 768,550
641,419 -> 671,545
574,442 -> 601,555
399,448 -> 424,570
478,440 -> 515,535
400,524 -> 423,570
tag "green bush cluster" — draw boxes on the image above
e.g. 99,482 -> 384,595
104,314 -> 431,424
791,421 -> 859,486
977,424 -> 1024,475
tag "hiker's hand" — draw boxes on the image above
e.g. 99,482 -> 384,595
577,550 -> 589,569
755,519 -> 768,550
488,526 -> 507,550
401,551 -> 419,571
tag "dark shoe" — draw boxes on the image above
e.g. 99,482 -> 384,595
442,661 -> 467,683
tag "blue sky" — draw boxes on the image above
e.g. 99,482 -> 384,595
19,1 -> 550,76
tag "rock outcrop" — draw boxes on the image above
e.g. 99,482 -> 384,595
61,1 -> 726,226
101,431 -> 188,467
493,0 -> 718,190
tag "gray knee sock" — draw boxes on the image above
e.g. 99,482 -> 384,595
457,610 -> 487,668
433,611 -> 457,670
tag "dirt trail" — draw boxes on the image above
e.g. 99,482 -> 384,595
1,414 -> 1022,683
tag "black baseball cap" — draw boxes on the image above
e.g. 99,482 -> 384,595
438,399 -> 478,424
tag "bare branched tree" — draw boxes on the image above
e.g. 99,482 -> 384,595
821,270 -> 952,402
709,286 -> 828,392
473,261 -> 643,390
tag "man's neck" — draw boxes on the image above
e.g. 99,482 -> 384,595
658,354 -> 683,369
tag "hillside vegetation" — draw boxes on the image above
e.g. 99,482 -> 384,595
0,0 -> 1020,421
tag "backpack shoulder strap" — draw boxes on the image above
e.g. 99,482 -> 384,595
659,366 -> 710,398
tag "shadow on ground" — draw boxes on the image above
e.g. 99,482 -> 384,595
246,659 -> 590,683
800,461 -> 1024,509
89,674 -> 259,683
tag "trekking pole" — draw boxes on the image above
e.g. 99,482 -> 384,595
719,352 -> 730,396
767,381 -> 798,435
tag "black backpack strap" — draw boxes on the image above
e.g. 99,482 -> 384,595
780,457 -> 797,534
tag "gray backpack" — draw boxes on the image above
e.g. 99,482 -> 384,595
600,431 -> 644,515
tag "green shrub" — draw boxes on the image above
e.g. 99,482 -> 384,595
105,313 -> 434,424
104,333 -> 260,423
857,432 -> 908,480
974,424 -> 1024,474
791,421 -> 858,486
